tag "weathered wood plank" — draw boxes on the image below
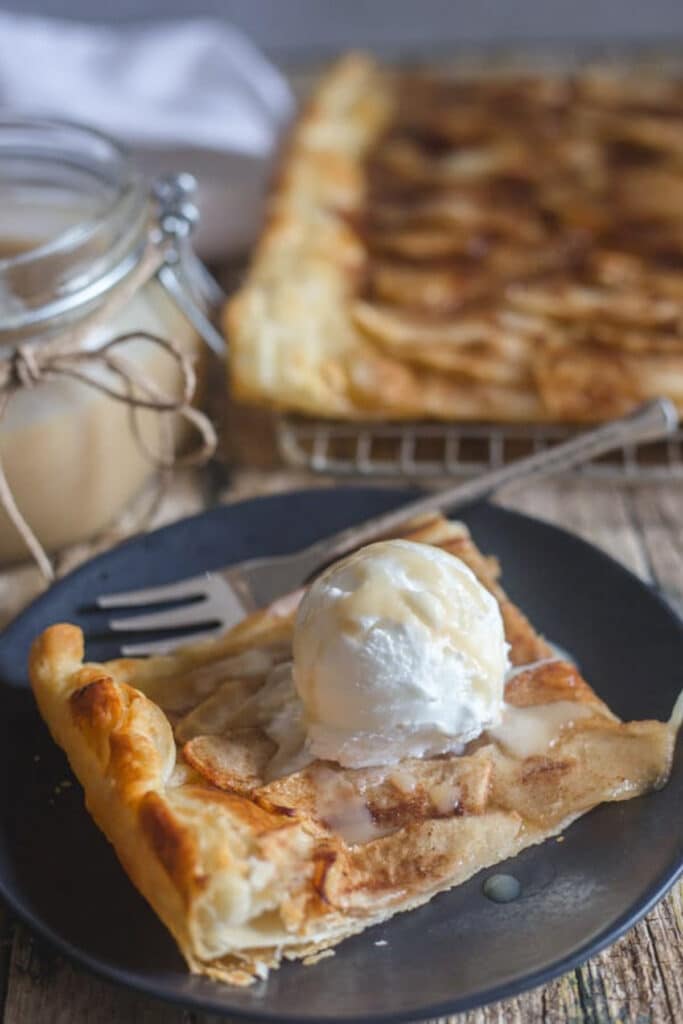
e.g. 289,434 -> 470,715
646,883 -> 683,1017
573,914 -> 675,1024
4,926 -> 188,1024
630,485 -> 683,616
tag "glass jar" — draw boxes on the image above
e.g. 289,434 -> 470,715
0,118 -> 220,566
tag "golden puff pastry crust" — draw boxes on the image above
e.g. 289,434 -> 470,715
227,55 -> 683,422
30,515 -> 679,985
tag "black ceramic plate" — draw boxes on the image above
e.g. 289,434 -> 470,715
0,488 -> 681,1023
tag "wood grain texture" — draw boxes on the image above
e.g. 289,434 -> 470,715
4,927 -> 187,1024
630,486 -> 683,617
2,469 -> 682,1024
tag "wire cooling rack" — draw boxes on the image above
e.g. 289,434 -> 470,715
277,418 -> 683,482
272,51 -> 683,486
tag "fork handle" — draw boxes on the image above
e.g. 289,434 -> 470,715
308,398 -> 678,566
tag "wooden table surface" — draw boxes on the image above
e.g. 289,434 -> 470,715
0,439 -> 681,1023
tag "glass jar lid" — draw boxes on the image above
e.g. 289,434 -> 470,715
0,117 -> 151,337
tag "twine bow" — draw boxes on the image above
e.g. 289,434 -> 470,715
0,330 -> 217,582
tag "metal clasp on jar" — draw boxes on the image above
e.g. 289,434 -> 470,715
151,173 -> 227,357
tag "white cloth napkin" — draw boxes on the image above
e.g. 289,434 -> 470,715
0,12 -> 295,256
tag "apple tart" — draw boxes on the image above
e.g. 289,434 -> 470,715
227,55 -> 683,421
29,514 -> 681,985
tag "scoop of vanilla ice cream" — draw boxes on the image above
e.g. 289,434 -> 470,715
292,539 -> 509,768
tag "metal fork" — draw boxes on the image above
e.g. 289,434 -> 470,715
98,398 -> 677,655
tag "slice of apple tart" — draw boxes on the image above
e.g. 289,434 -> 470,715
30,514 -> 681,984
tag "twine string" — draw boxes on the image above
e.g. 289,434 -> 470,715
0,329 -> 217,582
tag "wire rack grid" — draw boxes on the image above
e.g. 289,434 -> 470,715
277,417 -> 683,483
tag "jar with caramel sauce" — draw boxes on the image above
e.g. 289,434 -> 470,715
0,118 -> 221,566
